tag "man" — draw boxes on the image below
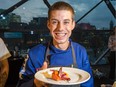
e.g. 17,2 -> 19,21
17,1 -> 94,87
0,38 -> 11,87
108,26 -> 116,80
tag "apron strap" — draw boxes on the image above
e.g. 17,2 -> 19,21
45,43 -> 50,65
71,42 -> 78,68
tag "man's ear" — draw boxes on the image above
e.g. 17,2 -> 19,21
72,20 -> 75,30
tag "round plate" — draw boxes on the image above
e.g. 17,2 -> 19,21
35,67 -> 90,85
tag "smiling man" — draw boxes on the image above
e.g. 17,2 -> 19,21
47,10 -> 75,50
17,1 -> 94,87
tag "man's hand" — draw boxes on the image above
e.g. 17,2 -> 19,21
39,62 -> 48,70
34,62 -> 50,87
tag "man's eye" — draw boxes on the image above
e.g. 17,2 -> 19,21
52,21 -> 57,24
64,22 -> 69,25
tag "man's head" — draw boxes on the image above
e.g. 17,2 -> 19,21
47,1 -> 75,49
48,1 -> 75,20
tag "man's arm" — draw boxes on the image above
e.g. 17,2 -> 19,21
80,49 -> 94,87
0,59 -> 9,87
17,62 -> 48,87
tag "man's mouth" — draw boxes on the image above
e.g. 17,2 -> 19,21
55,33 -> 67,39
56,33 -> 66,36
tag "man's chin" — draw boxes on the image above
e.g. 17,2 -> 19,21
55,40 -> 67,44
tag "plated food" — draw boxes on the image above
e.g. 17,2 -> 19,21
42,67 -> 70,81
35,67 -> 90,85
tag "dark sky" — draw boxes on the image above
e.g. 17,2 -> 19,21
0,0 -> 116,29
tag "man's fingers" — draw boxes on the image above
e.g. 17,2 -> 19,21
41,62 -> 48,69
39,61 -> 48,71
36,61 -> 48,72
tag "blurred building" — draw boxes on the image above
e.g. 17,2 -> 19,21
9,13 -> 21,23
0,9 -> 21,29
78,23 -> 96,30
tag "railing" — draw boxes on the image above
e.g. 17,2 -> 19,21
93,48 -> 110,65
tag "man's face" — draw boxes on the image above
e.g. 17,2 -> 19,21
47,10 -> 75,45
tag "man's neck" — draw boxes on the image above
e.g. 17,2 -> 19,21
53,41 -> 70,50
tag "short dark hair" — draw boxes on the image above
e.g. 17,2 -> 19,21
48,1 -> 75,19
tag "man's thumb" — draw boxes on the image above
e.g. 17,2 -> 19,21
41,61 -> 48,69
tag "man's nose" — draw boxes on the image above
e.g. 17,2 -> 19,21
57,23 -> 64,31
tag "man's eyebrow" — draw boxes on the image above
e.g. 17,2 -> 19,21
50,19 -> 57,21
64,19 -> 70,21
50,19 -> 70,21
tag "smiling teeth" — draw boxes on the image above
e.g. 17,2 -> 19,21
56,33 -> 66,37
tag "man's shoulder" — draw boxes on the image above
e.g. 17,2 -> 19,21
29,43 -> 47,53
72,42 -> 85,49
72,42 -> 87,54
0,38 -> 4,44
0,38 -> 11,61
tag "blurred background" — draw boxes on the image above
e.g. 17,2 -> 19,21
0,0 -> 115,87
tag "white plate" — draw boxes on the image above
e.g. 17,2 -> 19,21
35,67 -> 90,85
